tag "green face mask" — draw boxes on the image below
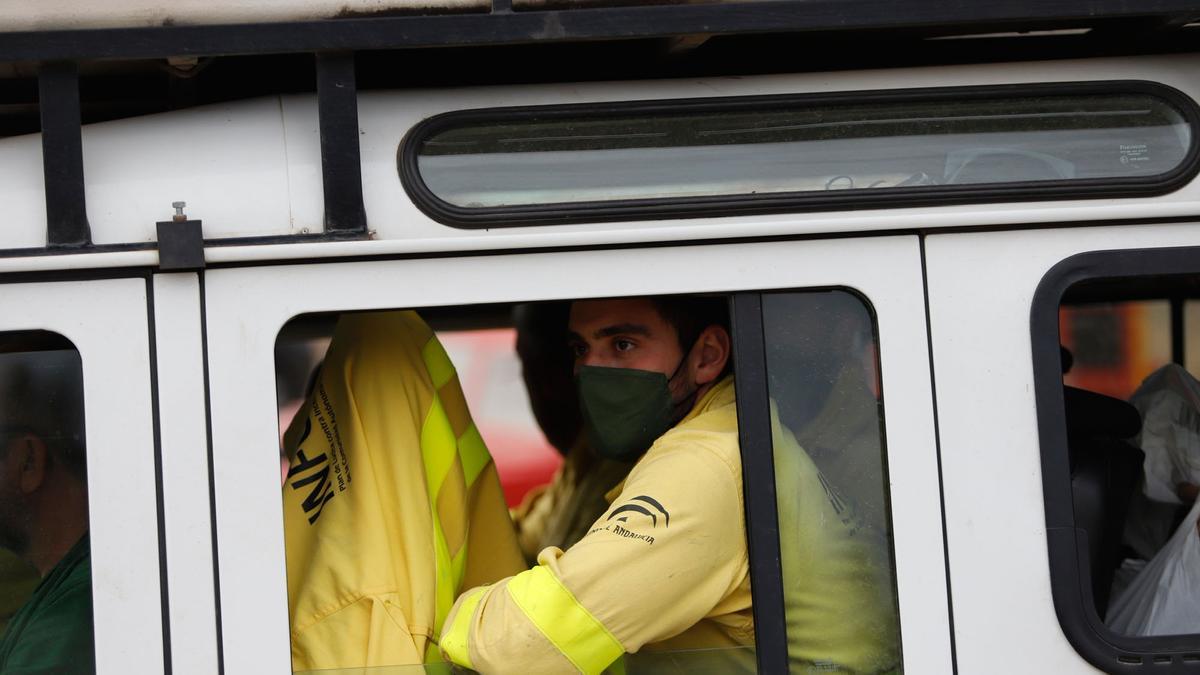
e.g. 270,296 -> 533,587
576,359 -> 697,463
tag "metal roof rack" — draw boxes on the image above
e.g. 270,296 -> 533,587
13,0 -> 1200,259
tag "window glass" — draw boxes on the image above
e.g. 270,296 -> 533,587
1060,301 -> 1171,399
0,338 -> 93,673
761,290 -> 903,672
415,91 -> 1192,209
1055,279 -> 1200,639
1185,300 -> 1200,375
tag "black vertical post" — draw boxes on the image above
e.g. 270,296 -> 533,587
38,61 -> 92,248
729,293 -> 789,674
1171,296 -> 1185,366
316,52 -> 367,235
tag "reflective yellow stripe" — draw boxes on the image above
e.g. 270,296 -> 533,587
422,336 -> 456,389
604,655 -> 627,675
422,396 -> 457,492
506,566 -> 624,675
429,510 -> 455,629
441,586 -> 487,670
458,423 -> 490,487
421,394 -> 459,628
451,542 -> 468,593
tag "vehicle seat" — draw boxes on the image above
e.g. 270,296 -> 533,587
1063,386 -> 1144,616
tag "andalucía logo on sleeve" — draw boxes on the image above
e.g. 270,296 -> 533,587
589,495 -> 671,545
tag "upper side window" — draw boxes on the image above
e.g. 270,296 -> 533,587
1034,252 -> 1200,669
0,335 -> 93,673
403,83 -> 1197,225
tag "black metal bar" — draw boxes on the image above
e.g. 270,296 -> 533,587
0,0 -> 1197,62
729,293 -> 788,674
316,52 -> 367,236
38,62 -> 91,248
1171,295 -> 1185,366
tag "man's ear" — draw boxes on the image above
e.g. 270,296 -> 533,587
14,434 -> 47,495
692,325 -> 731,386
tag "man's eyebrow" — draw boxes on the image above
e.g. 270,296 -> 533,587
594,323 -> 652,339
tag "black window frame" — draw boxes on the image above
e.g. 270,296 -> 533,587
399,80 -> 1200,229
1032,245 -> 1200,670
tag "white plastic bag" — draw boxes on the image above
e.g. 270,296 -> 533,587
1123,365 -> 1200,560
1107,497 -> 1200,636
1130,364 -> 1200,505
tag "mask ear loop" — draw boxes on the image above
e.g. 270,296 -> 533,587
665,337 -> 703,423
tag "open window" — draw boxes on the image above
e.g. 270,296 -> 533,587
272,293 -> 903,673
1034,247 -> 1200,669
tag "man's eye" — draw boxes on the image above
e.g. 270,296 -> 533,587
570,343 -> 587,358
614,338 -> 635,352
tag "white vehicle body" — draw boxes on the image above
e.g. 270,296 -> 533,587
0,4 -> 1197,673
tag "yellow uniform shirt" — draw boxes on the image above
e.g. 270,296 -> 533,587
441,376 -> 899,674
511,436 -> 630,562
283,311 -> 526,672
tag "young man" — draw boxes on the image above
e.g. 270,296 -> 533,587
440,296 -> 898,674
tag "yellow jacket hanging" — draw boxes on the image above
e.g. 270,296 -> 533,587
440,376 -> 899,674
283,311 -> 525,672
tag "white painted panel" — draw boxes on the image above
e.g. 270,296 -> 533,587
83,98 -> 293,244
153,273 -> 219,675
280,96 -> 324,236
1,54 -> 1199,257
0,132 -> 48,249
205,236 -> 949,674
357,54 -> 1200,246
0,277 -> 163,673
0,98 -> 293,248
925,220 -> 1200,674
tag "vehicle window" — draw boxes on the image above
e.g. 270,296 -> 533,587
408,87 -> 1194,218
0,337 -> 94,673
1036,259 -> 1200,668
275,294 -> 908,673
761,290 -> 903,673
1056,283 -> 1200,629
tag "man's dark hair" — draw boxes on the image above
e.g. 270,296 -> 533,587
649,295 -> 731,354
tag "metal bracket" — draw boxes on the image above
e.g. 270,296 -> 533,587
156,202 -> 204,271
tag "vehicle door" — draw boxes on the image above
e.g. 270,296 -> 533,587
0,274 -> 167,673
202,235 -> 950,673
